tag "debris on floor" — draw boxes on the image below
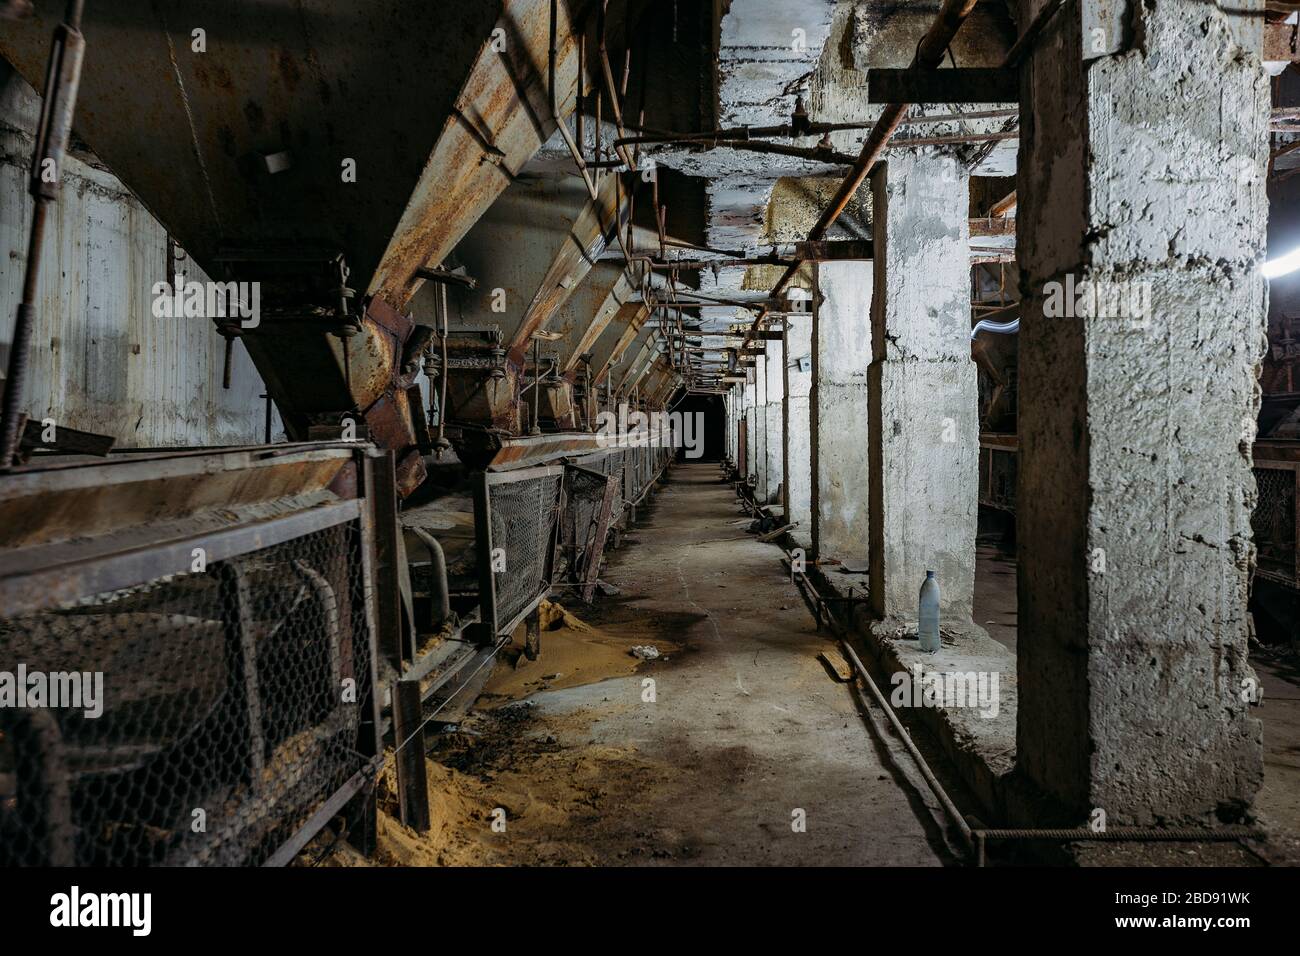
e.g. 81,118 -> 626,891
305,704 -> 685,867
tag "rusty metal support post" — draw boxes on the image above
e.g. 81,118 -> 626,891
524,607 -> 541,661
472,471 -> 499,644
1,0 -> 85,470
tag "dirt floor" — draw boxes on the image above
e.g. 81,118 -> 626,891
318,462 -> 956,867
296,472 -> 1300,868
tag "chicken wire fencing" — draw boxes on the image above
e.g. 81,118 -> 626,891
1253,466 -> 1297,586
482,470 -> 563,634
0,520 -> 376,867
560,465 -> 615,583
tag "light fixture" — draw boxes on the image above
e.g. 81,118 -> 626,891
1263,248 -> 1300,280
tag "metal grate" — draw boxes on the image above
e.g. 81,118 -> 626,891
0,522 -> 373,867
1253,466 -> 1296,584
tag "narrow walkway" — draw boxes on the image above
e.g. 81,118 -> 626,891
483,462 -> 951,865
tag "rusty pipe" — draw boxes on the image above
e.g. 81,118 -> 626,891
1,0 -> 86,470
409,527 -> 451,628
549,0 -> 599,201
596,0 -> 634,170
436,281 -> 450,456
739,0 -> 982,357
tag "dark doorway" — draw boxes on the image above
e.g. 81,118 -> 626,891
672,393 -> 725,462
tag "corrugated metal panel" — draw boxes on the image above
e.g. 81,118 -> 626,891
1,67 -> 277,447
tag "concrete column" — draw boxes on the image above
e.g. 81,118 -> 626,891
783,312 -> 813,540
726,390 -> 736,463
763,338 -> 785,506
869,153 -> 977,622
744,373 -> 758,483
811,262 -> 871,567
1014,0 -> 1266,825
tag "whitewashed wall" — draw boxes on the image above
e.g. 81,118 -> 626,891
1,64 -> 279,448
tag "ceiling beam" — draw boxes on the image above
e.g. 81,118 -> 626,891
867,68 -> 1017,104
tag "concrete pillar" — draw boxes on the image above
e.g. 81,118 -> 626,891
725,390 -> 736,463
783,313 -> 813,539
869,153 -> 977,622
763,338 -> 785,506
811,262 -> 872,567
744,373 -> 758,483
1014,0 -> 1265,824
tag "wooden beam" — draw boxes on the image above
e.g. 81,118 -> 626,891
970,217 -> 1016,238
794,240 -> 874,261
867,68 -> 1018,104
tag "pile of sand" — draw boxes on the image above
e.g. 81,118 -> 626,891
300,600 -> 682,867
481,599 -> 679,704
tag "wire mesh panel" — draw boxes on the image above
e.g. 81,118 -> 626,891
0,521 -> 374,867
485,471 -> 562,632
605,448 -> 626,519
562,467 -> 611,576
1253,466 -> 1297,586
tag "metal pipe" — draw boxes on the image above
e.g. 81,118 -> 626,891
596,0 -> 634,170
549,0 -> 599,201
970,317 -> 1019,339
738,0 -> 982,357
409,527 -> 452,628
841,633 -> 976,852
437,281 -> 449,456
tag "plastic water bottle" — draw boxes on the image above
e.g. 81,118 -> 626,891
918,570 -> 940,653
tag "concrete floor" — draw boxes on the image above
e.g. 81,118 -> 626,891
491,462 -> 954,865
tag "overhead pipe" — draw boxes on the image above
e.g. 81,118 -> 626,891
549,0 -> 600,201
970,317 -> 1019,339
736,0 -> 1065,361
736,0 -> 983,356
596,0 -> 634,170
614,108 -> 1017,150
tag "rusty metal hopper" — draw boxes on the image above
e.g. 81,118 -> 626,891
0,1 -> 506,302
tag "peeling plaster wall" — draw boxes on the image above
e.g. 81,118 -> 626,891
868,151 -> 977,622
811,259 -> 872,566
762,337 -> 785,504
783,311 -> 813,539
